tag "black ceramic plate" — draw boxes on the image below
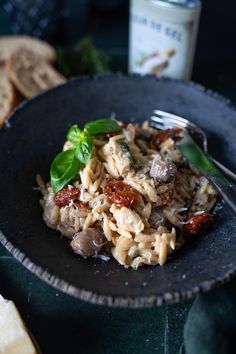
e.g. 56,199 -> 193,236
0,75 -> 236,308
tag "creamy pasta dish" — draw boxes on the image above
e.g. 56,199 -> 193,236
38,119 -> 217,268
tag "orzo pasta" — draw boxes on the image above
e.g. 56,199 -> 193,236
38,120 -> 217,268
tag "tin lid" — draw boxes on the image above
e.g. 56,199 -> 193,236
152,0 -> 201,9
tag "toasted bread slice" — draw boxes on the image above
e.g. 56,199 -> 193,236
7,48 -> 66,99
0,66 -> 15,127
0,35 -> 55,63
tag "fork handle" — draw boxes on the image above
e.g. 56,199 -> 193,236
208,174 -> 236,215
209,156 -> 236,184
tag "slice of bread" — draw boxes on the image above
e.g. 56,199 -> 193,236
0,295 -> 38,354
0,66 -> 15,127
7,48 -> 66,99
0,35 -> 56,63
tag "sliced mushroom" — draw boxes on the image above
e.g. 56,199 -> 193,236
70,228 -> 105,258
150,155 -> 177,183
148,210 -> 164,228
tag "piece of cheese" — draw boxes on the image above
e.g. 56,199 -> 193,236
0,295 -> 37,354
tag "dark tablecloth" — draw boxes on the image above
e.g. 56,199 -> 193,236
0,244 -> 192,354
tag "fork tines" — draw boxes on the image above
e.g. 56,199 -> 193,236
150,110 -> 190,131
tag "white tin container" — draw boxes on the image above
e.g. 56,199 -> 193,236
129,0 -> 201,80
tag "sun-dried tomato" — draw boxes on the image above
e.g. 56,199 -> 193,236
73,201 -> 90,215
54,187 -> 80,207
183,213 -> 214,240
103,178 -> 141,208
148,128 -> 182,149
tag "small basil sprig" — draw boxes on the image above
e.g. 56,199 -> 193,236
67,126 -> 93,164
75,133 -> 93,165
50,119 -> 122,193
66,124 -> 82,145
50,149 -> 81,193
84,119 -> 122,135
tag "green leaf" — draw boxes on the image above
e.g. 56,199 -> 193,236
75,132 -> 93,165
67,126 -> 93,165
84,119 -> 122,135
50,118 -> 119,193
177,134 -> 219,176
50,149 -> 81,193
55,37 -> 110,78
67,124 -> 82,145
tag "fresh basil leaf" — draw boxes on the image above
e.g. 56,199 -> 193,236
84,119 -> 121,135
50,149 -> 81,193
67,124 -> 82,145
75,133 -> 93,165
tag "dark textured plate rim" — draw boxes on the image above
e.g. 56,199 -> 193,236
1,74 -> 236,308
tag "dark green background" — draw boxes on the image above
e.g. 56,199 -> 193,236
1,0 -> 236,95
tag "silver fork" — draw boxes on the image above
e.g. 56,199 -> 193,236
150,109 -> 236,184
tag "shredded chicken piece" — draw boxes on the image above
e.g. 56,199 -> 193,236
101,137 -> 131,177
110,204 -> 144,233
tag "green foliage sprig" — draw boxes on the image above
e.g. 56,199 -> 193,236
50,119 -> 121,193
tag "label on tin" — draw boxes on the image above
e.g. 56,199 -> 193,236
129,0 -> 200,79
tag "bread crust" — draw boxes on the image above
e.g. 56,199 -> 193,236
7,48 -> 65,99
0,35 -> 56,63
0,66 -> 15,127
